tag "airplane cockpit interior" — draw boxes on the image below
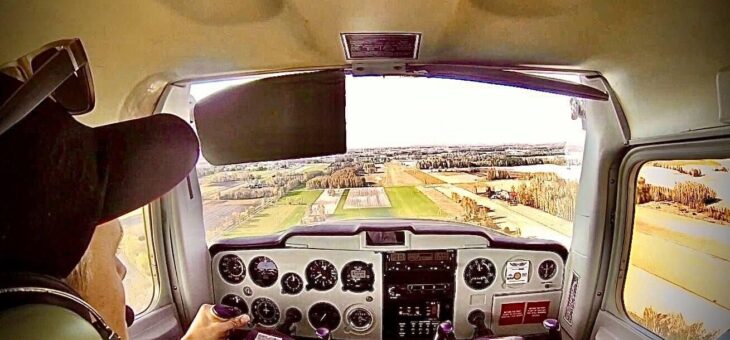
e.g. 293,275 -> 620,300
0,2 -> 728,340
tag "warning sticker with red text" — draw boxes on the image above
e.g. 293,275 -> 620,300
523,301 -> 551,324
498,302 -> 526,325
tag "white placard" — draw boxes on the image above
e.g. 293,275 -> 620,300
505,260 -> 530,284
254,333 -> 282,340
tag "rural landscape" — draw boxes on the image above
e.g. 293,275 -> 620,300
197,143 -> 581,245
117,143 -> 728,338
626,159 -> 729,339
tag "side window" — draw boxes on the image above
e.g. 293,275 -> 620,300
117,206 -> 157,314
624,159 -> 729,339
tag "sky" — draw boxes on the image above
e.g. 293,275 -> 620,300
190,74 -> 585,150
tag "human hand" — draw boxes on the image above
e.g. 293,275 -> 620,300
181,304 -> 250,340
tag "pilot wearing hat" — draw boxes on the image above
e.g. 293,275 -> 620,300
0,39 -> 249,339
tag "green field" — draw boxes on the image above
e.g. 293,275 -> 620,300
223,189 -> 322,238
223,186 -> 453,237
332,186 -> 450,220
278,189 -> 323,205
296,163 -> 330,174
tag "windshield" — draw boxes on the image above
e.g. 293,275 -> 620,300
194,75 -> 585,247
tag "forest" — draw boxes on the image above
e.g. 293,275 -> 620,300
514,173 -> 578,222
416,155 -> 557,169
306,167 -> 367,189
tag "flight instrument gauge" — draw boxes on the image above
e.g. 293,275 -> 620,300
219,254 -> 245,284
308,302 -> 341,330
220,294 -> 248,315
281,272 -> 304,295
251,297 -> 280,326
538,260 -> 557,280
464,258 -> 496,290
305,259 -> 338,291
346,307 -> 374,332
248,256 -> 278,287
341,261 -> 375,292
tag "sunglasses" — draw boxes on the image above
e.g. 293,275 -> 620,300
0,38 -> 94,135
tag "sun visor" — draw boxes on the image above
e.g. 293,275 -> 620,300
194,70 -> 346,165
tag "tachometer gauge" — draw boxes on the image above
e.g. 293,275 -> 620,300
308,302 -> 341,330
219,254 -> 245,284
281,272 -> 304,295
538,260 -> 557,280
248,256 -> 278,287
346,307 -> 374,332
221,294 -> 248,315
305,259 -> 338,291
341,261 -> 375,292
464,258 -> 496,290
251,297 -> 280,326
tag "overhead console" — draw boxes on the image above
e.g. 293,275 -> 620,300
209,220 -> 567,340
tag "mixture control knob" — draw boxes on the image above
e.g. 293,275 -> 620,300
212,304 -> 243,319
212,305 -> 246,340
543,318 -> 561,340
433,321 -> 456,340
467,310 -> 493,338
316,327 -> 331,340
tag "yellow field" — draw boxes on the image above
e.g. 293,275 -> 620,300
381,162 -> 423,186
417,186 -> 464,217
429,171 -> 481,184
652,159 -> 721,167
629,229 -> 729,309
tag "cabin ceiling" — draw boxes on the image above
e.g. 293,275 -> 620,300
1,0 -> 728,139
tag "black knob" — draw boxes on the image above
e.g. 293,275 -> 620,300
277,308 -> 302,335
467,310 -> 493,338
467,310 -> 484,325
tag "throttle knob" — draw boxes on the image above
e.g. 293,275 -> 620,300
433,321 -> 456,340
543,318 -> 561,340
316,327 -> 331,340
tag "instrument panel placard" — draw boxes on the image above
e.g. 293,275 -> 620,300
505,260 -> 530,284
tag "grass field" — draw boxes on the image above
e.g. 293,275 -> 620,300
222,189 -> 322,238
278,190 -> 323,205
295,163 -> 330,173
332,186 -> 450,220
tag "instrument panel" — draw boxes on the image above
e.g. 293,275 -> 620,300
211,226 -> 565,340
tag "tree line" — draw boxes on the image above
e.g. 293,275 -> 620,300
219,186 -> 279,200
636,177 -> 730,223
481,168 -> 512,180
416,155 -> 565,170
450,193 -> 521,236
514,173 -> 578,222
650,162 -> 704,177
306,167 -> 366,189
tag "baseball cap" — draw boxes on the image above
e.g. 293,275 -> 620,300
0,71 -> 199,277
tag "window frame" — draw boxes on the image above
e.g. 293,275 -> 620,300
607,137 -> 730,339
118,204 -> 162,317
